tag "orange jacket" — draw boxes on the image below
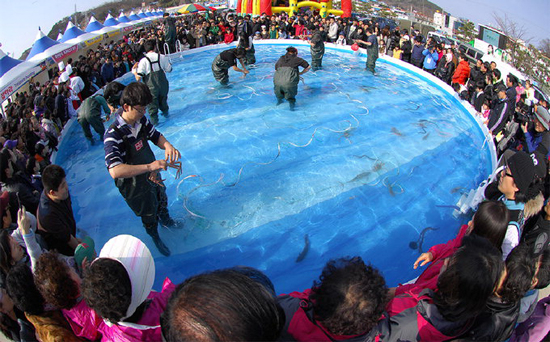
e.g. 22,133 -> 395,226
452,60 -> 470,85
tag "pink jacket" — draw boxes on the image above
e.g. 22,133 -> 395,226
63,278 -> 176,342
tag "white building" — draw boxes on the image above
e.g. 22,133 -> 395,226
433,10 -> 461,36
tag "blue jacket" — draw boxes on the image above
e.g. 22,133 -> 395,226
411,44 -> 425,61
422,49 -> 439,70
101,62 -> 115,83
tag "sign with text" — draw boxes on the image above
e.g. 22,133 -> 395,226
51,45 -> 79,63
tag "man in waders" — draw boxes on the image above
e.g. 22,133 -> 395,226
77,94 -> 110,145
309,30 -> 325,71
355,27 -> 378,74
211,47 -> 249,85
132,39 -> 172,124
104,82 -> 181,256
274,47 -> 310,111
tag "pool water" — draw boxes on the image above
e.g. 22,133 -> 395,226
56,44 -> 492,293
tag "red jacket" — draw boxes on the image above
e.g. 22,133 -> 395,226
223,32 -> 234,44
452,60 -> 470,85
394,224 -> 469,297
277,289 -> 370,341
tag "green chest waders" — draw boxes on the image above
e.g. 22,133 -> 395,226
143,56 -> 170,116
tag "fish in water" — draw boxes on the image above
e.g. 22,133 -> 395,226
450,187 -> 465,194
391,127 -> 404,136
436,205 -> 460,210
348,171 -> 372,183
409,227 -> 439,253
353,155 -> 376,160
296,234 -> 310,262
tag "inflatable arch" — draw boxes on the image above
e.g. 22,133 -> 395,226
237,0 -> 352,18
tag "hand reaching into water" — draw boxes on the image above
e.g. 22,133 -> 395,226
413,252 -> 433,269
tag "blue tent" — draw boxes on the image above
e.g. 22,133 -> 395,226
104,14 -> 119,26
60,21 -> 86,42
145,11 -> 155,17
118,13 -> 131,23
128,12 -> 141,21
137,11 -> 148,19
85,16 -> 104,33
26,29 -> 59,61
0,49 -> 23,78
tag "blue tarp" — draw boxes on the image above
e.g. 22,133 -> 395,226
26,30 -> 59,61
128,12 -> 141,21
0,50 -> 23,78
104,14 -> 119,27
60,22 -> 86,42
85,17 -> 104,33
118,14 -> 131,23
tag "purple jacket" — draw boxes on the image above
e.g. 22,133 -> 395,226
510,295 -> 550,342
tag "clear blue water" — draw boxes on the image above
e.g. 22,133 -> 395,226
56,44 -> 492,294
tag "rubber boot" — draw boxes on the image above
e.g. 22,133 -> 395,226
289,100 -> 296,111
145,224 -> 171,256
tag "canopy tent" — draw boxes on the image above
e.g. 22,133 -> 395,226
56,32 -> 63,41
144,11 -> 155,17
128,12 -> 141,21
0,49 -> 42,103
118,13 -> 131,23
177,4 -> 216,13
85,16 -> 104,33
137,10 -> 148,19
104,13 -> 119,26
27,41 -> 78,64
64,32 -> 102,47
94,25 -> 121,36
0,50 -> 23,78
60,21 -> 86,43
26,29 -> 59,61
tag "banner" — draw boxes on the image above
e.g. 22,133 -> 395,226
82,35 -> 103,47
51,44 -> 79,63
0,65 -> 42,101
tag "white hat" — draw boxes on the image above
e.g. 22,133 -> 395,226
66,64 -> 73,75
58,61 -> 65,71
59,71 -> 69,83
98,235 -> 155,324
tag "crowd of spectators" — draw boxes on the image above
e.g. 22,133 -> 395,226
0,8 -> 548,342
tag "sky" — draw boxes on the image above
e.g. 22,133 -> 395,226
0,0 -> 549,59
0,0 -> 112,59
429,0 -> 549,46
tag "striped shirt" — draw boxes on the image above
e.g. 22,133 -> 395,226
103,109 -> 161,169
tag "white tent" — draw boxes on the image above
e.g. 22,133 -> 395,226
63,32 -> 102,46
0,49 -> 42,103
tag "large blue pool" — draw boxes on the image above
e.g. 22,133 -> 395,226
56,43 -> 493,293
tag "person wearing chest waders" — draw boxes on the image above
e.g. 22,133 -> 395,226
274,47 -> 311,111
309,30 -> 325,71
103,82 -> 181,256
212,47 -> 249,86
132,39 -> 172,125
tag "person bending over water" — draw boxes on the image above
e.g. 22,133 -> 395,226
211,47 -> 249,86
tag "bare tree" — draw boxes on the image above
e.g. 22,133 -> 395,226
539,38 -> 550,59
492,12 -> 532,67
